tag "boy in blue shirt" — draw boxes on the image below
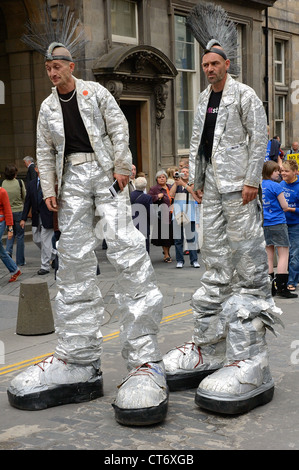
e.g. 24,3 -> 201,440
280,160 -> 299,291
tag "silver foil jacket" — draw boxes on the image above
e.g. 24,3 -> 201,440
36,76 -> 132,199
189,74 -> 269,193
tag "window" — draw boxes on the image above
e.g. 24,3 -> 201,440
175,15 -> 198,152
274,40 -> 285,85
111,0 -> 138,44
275,95 -> 285,144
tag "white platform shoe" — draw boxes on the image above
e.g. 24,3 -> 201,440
195,351 -> 274,414
7,355 -> 103,410
112,361 -> 169,426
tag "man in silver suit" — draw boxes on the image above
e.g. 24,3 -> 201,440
7,42 -> 168,426
163,3 -> 282,415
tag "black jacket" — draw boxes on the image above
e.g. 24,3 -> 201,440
21,178 -> 53,229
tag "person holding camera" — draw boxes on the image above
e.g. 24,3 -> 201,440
169,167 -> 201,268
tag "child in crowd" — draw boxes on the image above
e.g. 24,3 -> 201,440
262,160 -> 297,298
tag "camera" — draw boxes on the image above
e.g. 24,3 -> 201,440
174,171 -> 182,179
109,179 -> 121,198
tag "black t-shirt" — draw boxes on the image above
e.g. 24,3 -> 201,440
58,90 -> 94,156
201,90 -> 223,161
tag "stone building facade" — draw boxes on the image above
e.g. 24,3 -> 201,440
0,0 -> 298,184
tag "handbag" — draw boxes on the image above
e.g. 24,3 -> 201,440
175,190 -> 190,226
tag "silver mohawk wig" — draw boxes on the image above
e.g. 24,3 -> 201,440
186,1 -> 239,76
21,3 -> 87,61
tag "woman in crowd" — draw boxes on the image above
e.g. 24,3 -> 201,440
0,186 -> 22,282
280,159 -> 299,291
166,166 -> 178,185
2,164 -> 26,266
148,170 -> 173,262
262,160 -> 297,298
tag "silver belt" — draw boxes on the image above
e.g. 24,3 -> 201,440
66,153 -> 96,166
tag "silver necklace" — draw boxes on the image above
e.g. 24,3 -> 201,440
59,89 -> 76,102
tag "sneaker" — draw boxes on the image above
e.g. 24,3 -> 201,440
195,351 -> 274,415
9,270 -> 22,283
112,362 -> 169,426
163,341 -> 225,391
7,355 -> 103,410
192,261 -> 200,268
176,261 -> 183,268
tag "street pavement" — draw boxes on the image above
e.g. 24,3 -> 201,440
0,234 -> 298,452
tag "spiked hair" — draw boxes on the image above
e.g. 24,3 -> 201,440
186,1 -> 239,76
21,3 -> 87,62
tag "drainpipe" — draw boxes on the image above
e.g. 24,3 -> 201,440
263,7 -> 269,123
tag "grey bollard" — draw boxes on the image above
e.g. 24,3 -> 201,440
16,278 -> 55,336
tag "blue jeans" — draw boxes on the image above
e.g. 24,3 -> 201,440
6,211 -> 25,265
173,220 -> 198,264
287,223 -> 299,287
0,220 -> 19,273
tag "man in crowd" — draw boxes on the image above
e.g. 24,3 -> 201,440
20,165 -> 55,275
170,166 -> 201,268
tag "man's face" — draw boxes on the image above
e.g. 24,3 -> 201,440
202,51 -> 230,88
131,165 -> 136,179
293,142 -> 299,151
181,168 -> 189,180
45,59 -> 75,90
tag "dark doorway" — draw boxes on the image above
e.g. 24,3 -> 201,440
120,101 -> 142,173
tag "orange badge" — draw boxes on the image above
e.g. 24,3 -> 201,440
83,90 -> 88,96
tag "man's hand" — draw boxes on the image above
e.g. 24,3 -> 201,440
242,185 -> 258,205
7,228 -> 13,240
20,220 -> 26,229
45,196 -> 58,212
194,189 -> 203,203
113,173 -> 130,191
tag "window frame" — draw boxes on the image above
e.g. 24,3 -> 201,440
274,94 -> 285,145
111,0 -> 139,45
174,13 -> 200,155
274,39 -> 285,86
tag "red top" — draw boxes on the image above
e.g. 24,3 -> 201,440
0,187 -> 13,225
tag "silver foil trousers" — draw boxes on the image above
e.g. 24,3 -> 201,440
55,161 -> 163,368
7,161 -> 168,423
164,165 -> 282,413
191,165 -> 281,357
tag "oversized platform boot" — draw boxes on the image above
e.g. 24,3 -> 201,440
163,340 -> 226,391
195,309 -> 278,415
7,355 -> 103,410
112,361 -> 169,426
195,350 -> 274,414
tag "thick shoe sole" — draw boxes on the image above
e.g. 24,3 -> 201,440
112,396 -> 169,426
166,369 -> 218,392
7,375 -> 104,411
195,382 -> 274,415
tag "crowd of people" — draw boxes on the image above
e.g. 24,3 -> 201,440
262,137 -> 299,297
130,158 -> 201,269
127,148 -> 299,296
0,156 -> 56,281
